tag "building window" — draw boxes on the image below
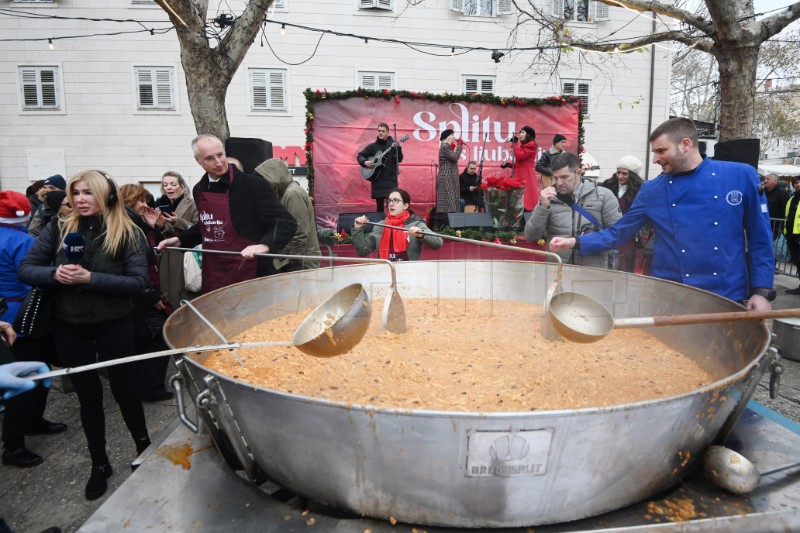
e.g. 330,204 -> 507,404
12,0 -> 55,3
550,0 -> 609,22
249,68 -> 287,112
19,66 -> 61,111
272,0 -> 286,8
359,71 -> 394,90
450,0 -> 512,17
359,0 -> 392,11
463,75 -> 495,95
135,67 -> 175,110
562,79 -> 590,116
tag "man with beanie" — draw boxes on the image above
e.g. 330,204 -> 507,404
0,191 -> 66,468
550,117 -> 775,311
27,174 -> 66,237
536,134 -> 567,188
357,123 -> 405,212
784,176 -> 800,294
255,158 -> 321,272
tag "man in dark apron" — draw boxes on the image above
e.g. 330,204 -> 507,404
159,134 -> 297,293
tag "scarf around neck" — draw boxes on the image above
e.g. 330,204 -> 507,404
378,210 -> 411,260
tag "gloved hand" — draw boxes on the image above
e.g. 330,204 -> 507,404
510,135 -> 519,143
0,362 -> 51,400
456,138 -> 464,146
500,162 -> 512,169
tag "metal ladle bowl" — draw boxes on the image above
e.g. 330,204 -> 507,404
704,445 -> 800,495
291,282 -> 372,357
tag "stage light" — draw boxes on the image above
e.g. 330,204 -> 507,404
491,50 -> 504,63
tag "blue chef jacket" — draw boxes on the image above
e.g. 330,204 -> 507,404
578,157 -> 774,302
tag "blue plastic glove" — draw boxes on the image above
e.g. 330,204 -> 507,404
0,362 -> 51,400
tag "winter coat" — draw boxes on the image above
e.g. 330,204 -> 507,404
459,170 -> 482,206
255,158 -> 321,271
351,213 -> 443,261
0,224 -> 35,324
535,146 -> 562,178
525,179 -> 622,267
514,141 -> 540,210
436,142 -> 464,213
18,218 -> 149,324
155,193 -> 199,309
357,136 -> 404,199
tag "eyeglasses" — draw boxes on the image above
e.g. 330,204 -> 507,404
386,198 -> 403,204
201,153 -> 225,164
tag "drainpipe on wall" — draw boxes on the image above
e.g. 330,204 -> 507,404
645,14 -> 656,180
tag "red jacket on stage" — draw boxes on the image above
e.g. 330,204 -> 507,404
514,141 -> 540,211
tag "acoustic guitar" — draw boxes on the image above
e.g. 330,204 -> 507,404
361,134 -> 410,181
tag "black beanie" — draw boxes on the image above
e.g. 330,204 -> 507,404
521,126 -> 536,140
553,134 -> 567,145
440,129 -> 454,141
45,190 -> 67,214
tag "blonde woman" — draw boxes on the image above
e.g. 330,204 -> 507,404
18,170 -> 150,501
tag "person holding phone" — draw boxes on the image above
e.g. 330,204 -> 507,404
154,171 -> 199,308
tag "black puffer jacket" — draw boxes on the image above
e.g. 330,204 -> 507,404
18,217 -> 148,324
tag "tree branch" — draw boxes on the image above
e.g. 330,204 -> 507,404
759,2 -> 800,41
565,30 -> 714,54
597,0 -> 715,35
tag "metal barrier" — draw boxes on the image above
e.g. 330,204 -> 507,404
770,218 -> 797,278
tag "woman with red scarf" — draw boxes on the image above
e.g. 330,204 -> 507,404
352,189 -> 442,261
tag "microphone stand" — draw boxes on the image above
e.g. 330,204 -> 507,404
509,135 -> 517,178
392,122 -> 399,177
477,133 -> 487,187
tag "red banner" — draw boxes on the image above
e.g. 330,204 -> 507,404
310,95 -> 580,229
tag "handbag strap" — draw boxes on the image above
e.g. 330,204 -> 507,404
569,202 -> 602,229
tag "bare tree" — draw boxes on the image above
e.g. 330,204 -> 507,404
155,0 -> 271,140
512,0 -> 800,142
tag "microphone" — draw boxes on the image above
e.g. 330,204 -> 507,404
63,232 -> 86,264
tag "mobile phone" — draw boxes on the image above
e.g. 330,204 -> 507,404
157,204 -> 174,214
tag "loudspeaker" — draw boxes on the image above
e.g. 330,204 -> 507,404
225,137 -> 274,174
712,138 -> 760,169
447,212 -> 493,229
337,211 -> 385,233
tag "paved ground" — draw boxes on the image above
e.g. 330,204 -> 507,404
1,274 -> 799,533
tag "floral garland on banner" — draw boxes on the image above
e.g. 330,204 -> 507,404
303,88 -> 585,197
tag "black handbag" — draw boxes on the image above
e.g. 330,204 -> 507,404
12,287 -> 54,338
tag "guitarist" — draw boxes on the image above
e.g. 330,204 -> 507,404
357,123 -> 404,212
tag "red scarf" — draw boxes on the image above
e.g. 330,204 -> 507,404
378,210 -> 411,260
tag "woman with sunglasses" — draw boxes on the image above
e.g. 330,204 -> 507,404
352,188 -> 442,261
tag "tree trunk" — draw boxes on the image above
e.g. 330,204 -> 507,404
715,44 -> 759,142
178,39 -> 232,140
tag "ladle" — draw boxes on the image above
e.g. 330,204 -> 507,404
704,445 -> 800,494
367,222 -> 564,340
27,283 -> 371,382
166,247 -> 407,334
548,291 -> 800,343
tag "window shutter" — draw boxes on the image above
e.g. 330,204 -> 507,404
21,69 -> 39,107
251,71 -> 268,109
465,78 -> 479,94
550,0 -> 564,18
272,0 -> 285,7
562,81 -> 575,94
591,0 -> 609,21
360,73 -> 376,89
577,82 -> 590,111
39,69 -> 56,106
137,69 -> 155,107
155,69 -> 173,108
449,0 -> 464,13
376,0 -> 392,9
377,73 -> 393,89
269,70 -> 286,110
480,78 -> 494,94
497,0 -> 513,15
359,0 -> 377,7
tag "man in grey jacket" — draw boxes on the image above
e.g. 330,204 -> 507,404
525,152 -> 621,267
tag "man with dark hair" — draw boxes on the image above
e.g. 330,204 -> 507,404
357,123 -> 404,212
535,134 -> 567,188
763,173 -> 790,238
158,134 -> 297,293
524,152 -> 621,267
459,160 -> 482,212
550,117 -> 775,310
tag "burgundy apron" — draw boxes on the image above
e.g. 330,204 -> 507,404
197,167 -> 259,293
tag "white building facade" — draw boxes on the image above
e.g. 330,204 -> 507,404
0,0 -> 670,193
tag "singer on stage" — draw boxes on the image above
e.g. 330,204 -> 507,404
513,126 -> 540,212
357,123 -> 404,212
434,129 -> 464,229
18,170 -> 151,501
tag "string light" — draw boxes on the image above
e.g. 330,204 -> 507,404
280,23 -> 285,35
48,38 -> 53,50
451,47 -> 455,58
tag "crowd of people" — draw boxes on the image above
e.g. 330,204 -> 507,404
0,118 -> 786,527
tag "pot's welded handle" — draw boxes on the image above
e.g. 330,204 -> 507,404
171,374 -> 209,435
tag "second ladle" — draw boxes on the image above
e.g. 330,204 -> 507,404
549,291 -> 800,343
704,445 -> 800,494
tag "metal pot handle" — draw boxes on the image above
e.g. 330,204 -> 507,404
171,374 -> 210,435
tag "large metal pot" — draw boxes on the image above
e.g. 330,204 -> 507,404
164,261 -> 771,528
